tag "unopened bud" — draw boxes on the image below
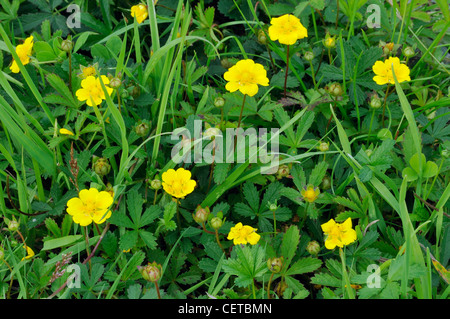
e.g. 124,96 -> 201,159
323,35 -> 336,49
370,95 -> 382,109
93,157 -> 111,176
326,83 -> 343,97
306,240 -> 321,256
7,219 -> 19,232
267,257 -> 284,273
61,39 -> 73,52
193,206 -> 210,224
221,58 -> 234,69
318,142 -> 329,152
135,121 -> 150,137
276,164 -> 290,179
403,46 -> 415,58
214,97 -> 225,108
108,77 -> 122,89
210,216 -> 223,230
150,179 -> 162,190
138,261 -> 162,282
257,29 -> 268,45
304,50 -> 314,61
204,127 -> 222,139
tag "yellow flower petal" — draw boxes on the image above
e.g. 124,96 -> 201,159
59,128 -> 74,136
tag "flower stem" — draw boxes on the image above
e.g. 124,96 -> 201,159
367,108 -> 376,145
154,281 -> 161,299
84,226 -> 92,271
339,247 -> 355,299
267,272 -> 274,299
381,84 -> 391,128
215,229 -> 226,255
236,94 -> 247,131
284,45 -> 290,97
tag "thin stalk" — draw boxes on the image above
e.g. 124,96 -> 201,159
284,45 -> 290,97
267,272 -> 274,299
339,247 -> 355,299
154,281 -> 162,299
381,84 -> 392,128
236,94 -> 247,131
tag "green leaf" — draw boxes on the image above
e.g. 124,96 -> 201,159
242,181 -> 260,213
140,205 -> 161,228
222,245 -> 268,288
308,161 -> 329,186
101,231 -> 118,258
281,225 -> 300,270
285,257 -> 322,276
44,218 -> 61,237
127,189 -> 144,227
42,235 -> 82,251
139,230 -> 157,250
119,230 -> 138,251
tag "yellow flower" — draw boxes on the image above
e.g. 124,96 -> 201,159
223,59 -> 269,97
161,168 -> 196,198
372,56 -> 411,85
76,75 -> 114,107
10,35 -> 34,73
268,14 -> 307,45
301,184 -> 320,203
21,246 -> 35,261
131,4 -> 148,24
59,128 -> 74,136
227,222 -> 261,245
321,218 -> 357,250
66,188 -> 114,226
77,64 -> 97,79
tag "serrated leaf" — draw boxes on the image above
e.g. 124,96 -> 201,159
101,231 -> 118,258
119,230 -> 138,251
281,225 -> 300,269
213,163 -> 230,185
140,205 -> 161,227
310,272 -> 342,287
45,218 -> 61,237
242,181 -> 260,212
222,245 -> 268,288
308,161 -> 328,186
127,189 -> 144,227
139,230 -> 157,250
285,257 -> 322,276
122,250 -> 145,281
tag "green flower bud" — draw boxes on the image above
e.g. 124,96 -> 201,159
441,149 -> 449,159
210,216 -> 223,230
318,142 -> 329,152
403,46 -> 415,58
267,257 -> 284,273
257,29 -> 268,45
150,179 -> 162,190
108,77 -> 122,89
304,50 -> 314,62
61,39 -> 73,53
276,164 -> 290,179
193,205 -> 210,224
306,240 -> 321,256
135,121 -> 150,137
93,157 -> 111,176
204,127 -> 222,139
370,95 -> 382,109
326,83 -> 343,97
138,261 -> 162,283
214,97 -> 225,108
6,218 -> 19,232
